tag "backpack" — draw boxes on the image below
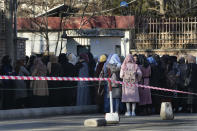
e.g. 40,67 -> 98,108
124,63 -> 138,83
107,64 -> 119,88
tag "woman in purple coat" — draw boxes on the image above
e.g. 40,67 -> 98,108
138,55 -> 152,115
120,54 -> 142,116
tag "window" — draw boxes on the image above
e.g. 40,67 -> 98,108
115,45 -> 121,56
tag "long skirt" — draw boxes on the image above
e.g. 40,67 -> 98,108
76,81 -> 90,106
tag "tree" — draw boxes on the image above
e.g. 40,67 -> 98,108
17,0 -> 103,55
17,0 -> 64,17
165,0 -> 197,17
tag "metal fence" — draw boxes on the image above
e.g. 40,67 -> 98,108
135,17 -> 197,49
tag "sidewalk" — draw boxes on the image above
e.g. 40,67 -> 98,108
0,105 -> 98,120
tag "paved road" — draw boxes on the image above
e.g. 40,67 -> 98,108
0,113 -> 196,131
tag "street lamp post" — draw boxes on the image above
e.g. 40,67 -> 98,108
13,0 -> 17,60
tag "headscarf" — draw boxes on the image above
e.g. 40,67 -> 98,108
178,57 -> 185,64
186,55 -> 196,64
1,55 -> 11,65
104,54 -> 113,75
79,53 -> 89,63
147,56 -> 157,65
94,54 -> 107,71
121,54 -> 134,71
50,55 -> 58,63
58,53 -> 68,65
67,53 -> 78,65
108,54 -> 121,68
47,55 -> 58,74
33,58 -> 47,75
99,55 -> 107,63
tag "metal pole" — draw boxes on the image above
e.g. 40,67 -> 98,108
108,80 -> 113,113
5,0 -> 14,63
13,0 -> 17,60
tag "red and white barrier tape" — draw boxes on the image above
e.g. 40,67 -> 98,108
0,75 -> 110,81
0,75 -> 197,96
112,80 -> 197,96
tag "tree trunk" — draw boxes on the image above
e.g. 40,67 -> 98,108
5,0 -> 15,63
156,0 -> 165,16
46,35 -> 50,56
55,13 -> 63,55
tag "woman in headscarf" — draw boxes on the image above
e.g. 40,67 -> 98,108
14,59 -> 30,108
120,54 -> 142,116
95,54 -> 107,113
138,55 -> 152,115
0,55 -> 15,109
26,55 -> 36,74
75,53 -> 90,105
66,53 -> 78,66
133,54 -> 139,64
87,52 -> 96,105
59,53 -> 77,106
25,55 -> 37,107
103,54 -> 113,113
185,55 -> 197,113
47,55 -> 63,107
106,54 -> 122,113
177,57 -> 188,112
95,55 -> 107,77
30,58 -> 49,107
150,54 -> 165,114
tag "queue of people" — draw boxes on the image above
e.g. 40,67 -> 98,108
95,53 -> 197,116
0,52 -> 196,117
0,53 -> 95,109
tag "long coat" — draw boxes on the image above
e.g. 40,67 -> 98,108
76,61 -> 90,105
107,63 -> 121,99
15,66 -> 30,99
138,65 -> 152,105
120,63 -> 142,103
30,67 -> 49,96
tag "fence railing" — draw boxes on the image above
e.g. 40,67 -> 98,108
135,17 -> 197,49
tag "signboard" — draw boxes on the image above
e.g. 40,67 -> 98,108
66,29 -> 125,37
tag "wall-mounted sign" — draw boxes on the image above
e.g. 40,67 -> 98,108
66,29 -> 125,37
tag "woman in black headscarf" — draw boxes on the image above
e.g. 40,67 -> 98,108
0,55 -> 15,109
58,53 -> 77,106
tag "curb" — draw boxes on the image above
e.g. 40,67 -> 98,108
0,105 -> 98,120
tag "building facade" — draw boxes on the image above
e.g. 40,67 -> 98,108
17,16 -> 135,57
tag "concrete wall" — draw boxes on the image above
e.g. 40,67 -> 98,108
66,37 -> 123,58
18,30 -> 131,58
18,32 -> 67,56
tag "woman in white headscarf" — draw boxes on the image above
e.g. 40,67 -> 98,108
106,54 -> 122,113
